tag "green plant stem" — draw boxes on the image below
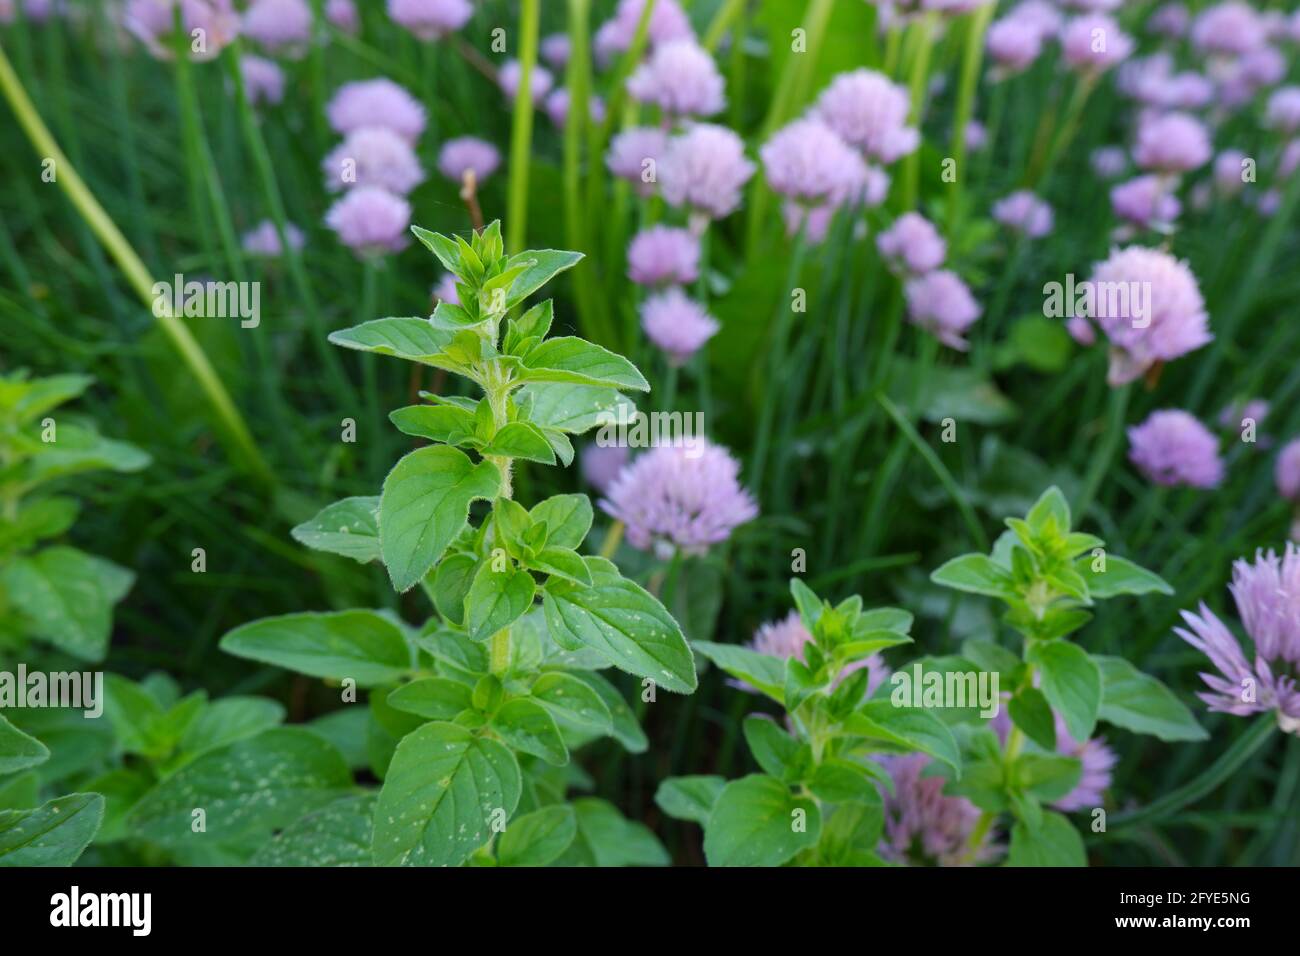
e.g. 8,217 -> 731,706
876,392 -> 987,550
0,40 -> 272,487
948,3 -> 994,232
506,0 -> 540,256
1110,716 -> 1277,830
900,13 -> 938,210
1074,383 -> 1130,520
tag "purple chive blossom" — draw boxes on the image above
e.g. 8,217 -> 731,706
760,117 -> 863,209
605,126 -> 669,197
1010,1 -> 1062,38
581,442 -> 630,495
1052,715 -> 1117,812
540,33 -> 571,69
815,69 -> 919,165
781,161 -> 887,245
1090,146 -> 1128,178
1134,112 -> 1212,174
1061,15 -> 1135,74
1089,246 -> 1210,385
328,79 -> 427,143
744,611 -> 888,693
1177,546 -> 1300,734
1110,175 -> 1181,231
626,225 -> 700,287
599,440 -> 757,559
879,754 -> 997,867
986,17 -> 1043,76
325,0 -> 358,34
1192,2 -> 1265,56
1217,398 -> 1270,432
877,212 -> 947,274
640,287 -> 719,366
965,120 -> 987,151
241,219 -> 304,257
386,0 -> 471,41
1280,141 -> 1300,179
992,190 -> 1053,238
660,123 -> 756,222
124,0 -> 240,61
1276,439 -> 1300,501
431,273 -> 460,305
1149,3 -> 1189,38
2,0 -> 58,22
1127,409 -> 1225,488
1213,149 -> 1249,194
238,54 -> 285,107
904,270 -> 981,351
437,136 -> 500,185
627,39 -> 726,119
498,59 -> 555,104
323,127 -> 425,195
324,186 -> 412,256
543,88 -> 607,129
1265,87 -> 1300,136
592,0 -> 693,69
1067,315 -> 1096,346
241,0 -> 311,59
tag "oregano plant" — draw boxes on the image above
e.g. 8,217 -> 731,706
928,486 -> 1207,865
659,579 -> 954,866
220,221 -> 697,867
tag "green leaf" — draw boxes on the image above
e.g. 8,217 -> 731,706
179,697 -> 285,758
1008,688 -> 1057,750
743,716 -> 807,783
0,496 -> 79,553
430,553 -> 478,626
0,713 -> 49,774
692,641 -> 785,702
251,794 -> 376,867
1013,753 -> 1083,802
543,577 -> 696,693
844,701 -> 962,775
1025,486 -> 1071,534
817,801 -> 886,866
1,546 -> 133,661
930,553 -> 1015,598
528,672 -> 612,734
526,547 -> 593,586
379,446 -> 501,592
0,793 -> 103,866
1027,641 -> 1101,741
480,422 -> 556,464
809,759 -> 886,805
506,299 -> 554,349
703,774 -> 821,867
327,318 -> 455,366
387,678 -> 474,720
410,225 -> 462,273
22,423 -> 150,484
960,638 -> 1023,682
388,404 -> 476,444
290,496 -> 381,564
128,729 -> 352,845
518,383 -> 635,435
1076,555 -> 1174,598
569,671 -> 647,753
371,721 -> 521,867
491,698 -> 568,765
465,563 -> 536,642
1007,811 -> 1086,866
654,776 -> 726,825
2,372 -> 93,423
498,804 -> 577,866
220,610 -> 411,685
1094,655 -> 1208,742
504,250 -> 584,307
528,494 -> 593,549
553,797 -> 668,866
519,337 -> 649,391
